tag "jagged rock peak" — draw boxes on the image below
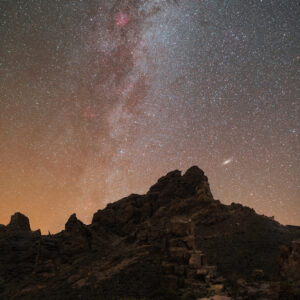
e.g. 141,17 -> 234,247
147,165 -> 210,199
184,165 -> 205,178
65,213 -> 85,232
8,212 -> 31,231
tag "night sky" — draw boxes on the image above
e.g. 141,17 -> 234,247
1,0 -> 299,233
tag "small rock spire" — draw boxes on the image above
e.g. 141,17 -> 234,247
8,212 -> 31,231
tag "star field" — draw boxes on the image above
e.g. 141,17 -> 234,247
0,0 -> 299,233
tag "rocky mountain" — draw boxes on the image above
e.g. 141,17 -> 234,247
0,166 -> 299,299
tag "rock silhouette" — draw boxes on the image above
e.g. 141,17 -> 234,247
7,212 -> 31,231
0,166 -> 299,299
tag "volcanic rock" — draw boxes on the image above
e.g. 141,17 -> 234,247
279,240 -> 300,297
7,212 -> 31,231
0,166 -> 299,299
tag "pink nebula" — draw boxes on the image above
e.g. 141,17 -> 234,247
115,12 -> 130,27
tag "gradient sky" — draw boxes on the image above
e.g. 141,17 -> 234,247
1,0 -> 299,233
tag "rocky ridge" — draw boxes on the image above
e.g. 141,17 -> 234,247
0,166 -> 299,299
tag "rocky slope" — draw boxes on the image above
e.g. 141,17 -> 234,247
0,166 -> 299,299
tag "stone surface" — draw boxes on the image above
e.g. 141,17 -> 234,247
0,166 -> 299,299
8,212 -> 31,231
279,240 -> 300,297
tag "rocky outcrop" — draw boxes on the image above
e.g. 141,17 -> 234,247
280,240 -> 300,282
0,166 -> 299,299
279,240 -> 300,297
7,212 -> 31,231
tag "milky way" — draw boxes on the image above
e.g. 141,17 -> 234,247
1,0 -> 299,233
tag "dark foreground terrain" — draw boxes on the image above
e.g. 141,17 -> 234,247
1,166 -> 299,299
